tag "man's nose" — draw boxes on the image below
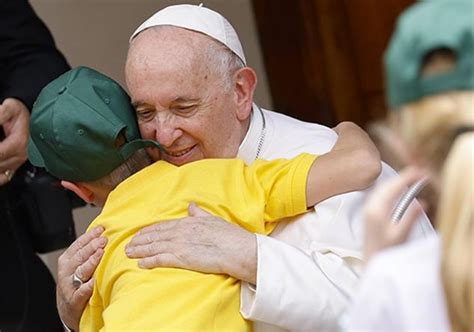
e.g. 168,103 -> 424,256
153,116 -> 183,148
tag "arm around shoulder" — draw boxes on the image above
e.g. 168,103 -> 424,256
306,121 -> 382,207
333,121 -> 382,183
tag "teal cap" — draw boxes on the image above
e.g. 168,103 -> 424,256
385,0 -> 474,108
28,66 -> 161,182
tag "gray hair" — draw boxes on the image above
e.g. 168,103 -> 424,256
88,149 -> 151,191
201,34 -> 245,92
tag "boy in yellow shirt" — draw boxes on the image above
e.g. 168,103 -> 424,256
29,67 -> 379,331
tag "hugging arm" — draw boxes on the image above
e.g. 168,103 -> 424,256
306,121 -> 381,207
125,121 -> 380,279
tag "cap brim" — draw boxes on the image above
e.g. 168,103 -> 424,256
120,139 -> 162,160
27,137 -> 46,167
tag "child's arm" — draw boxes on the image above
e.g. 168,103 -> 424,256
306,122 -> 381,207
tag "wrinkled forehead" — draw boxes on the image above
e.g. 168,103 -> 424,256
128,27 -> 219,86
127,28 -> 221,90
126,38 -> 221,107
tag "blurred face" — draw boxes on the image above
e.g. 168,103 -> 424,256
125,28 -> 248,166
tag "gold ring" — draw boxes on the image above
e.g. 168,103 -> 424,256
4,169 -> 13,182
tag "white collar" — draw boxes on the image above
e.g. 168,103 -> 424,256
237,103 -> 266,164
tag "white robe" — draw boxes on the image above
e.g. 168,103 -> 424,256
237,105 -> 435,331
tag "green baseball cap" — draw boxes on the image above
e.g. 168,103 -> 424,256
385,0 -> 474,108
28,66 -> 161,182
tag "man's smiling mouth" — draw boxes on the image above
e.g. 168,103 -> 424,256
163,146 -> 195,158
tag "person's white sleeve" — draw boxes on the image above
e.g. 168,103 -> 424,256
241,234 -> 361,331
340,257 -> 400,331
239,161 -> 434,331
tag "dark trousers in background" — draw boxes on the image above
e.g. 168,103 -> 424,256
0,186 -> 62,332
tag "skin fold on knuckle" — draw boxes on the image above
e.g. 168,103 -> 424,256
93,249 -> 103,263
145,232 -> 156,244
143,244 -> 153,256
93,236 -> 105,249
152,255 -> 163,267
85,257 -> 98,273
75,238 -> 86,250
76,248 -> 88,262
139,258 -> 153,269
133,247 -> 143,257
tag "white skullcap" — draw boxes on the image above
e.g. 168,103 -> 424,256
130,4 -> 246,65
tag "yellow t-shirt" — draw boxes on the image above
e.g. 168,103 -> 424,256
81,153 -> 316,332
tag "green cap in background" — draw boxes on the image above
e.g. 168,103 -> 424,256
28,66 -> 161,182
385,0 -> 474,108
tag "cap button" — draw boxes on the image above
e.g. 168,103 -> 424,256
78,129 -> 84,135
58,86 -> 67,94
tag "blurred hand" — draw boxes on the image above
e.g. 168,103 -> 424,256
126,203 -> 258,284
56,226 -> 107,331
0,98 -> 30,185
363,167 -> 426,262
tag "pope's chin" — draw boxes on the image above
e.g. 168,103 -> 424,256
163,145 -> 202,166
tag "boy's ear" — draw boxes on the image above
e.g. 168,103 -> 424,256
61,180 -> 95,204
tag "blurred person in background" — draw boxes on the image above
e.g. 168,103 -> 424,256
345,0 -> 473,331
0,0 -> 70,330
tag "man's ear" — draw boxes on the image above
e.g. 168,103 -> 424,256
61,180 -> 95,204
233,67 -> 257,121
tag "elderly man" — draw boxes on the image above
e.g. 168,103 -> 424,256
57,4 -> 434,331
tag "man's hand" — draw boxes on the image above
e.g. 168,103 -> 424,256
57,226 -> 107,331
363,167 -> 425,262
125,203 -> 258,284
0,98 -> 30,185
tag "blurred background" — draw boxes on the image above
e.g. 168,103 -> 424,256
30,0 -> 415,276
